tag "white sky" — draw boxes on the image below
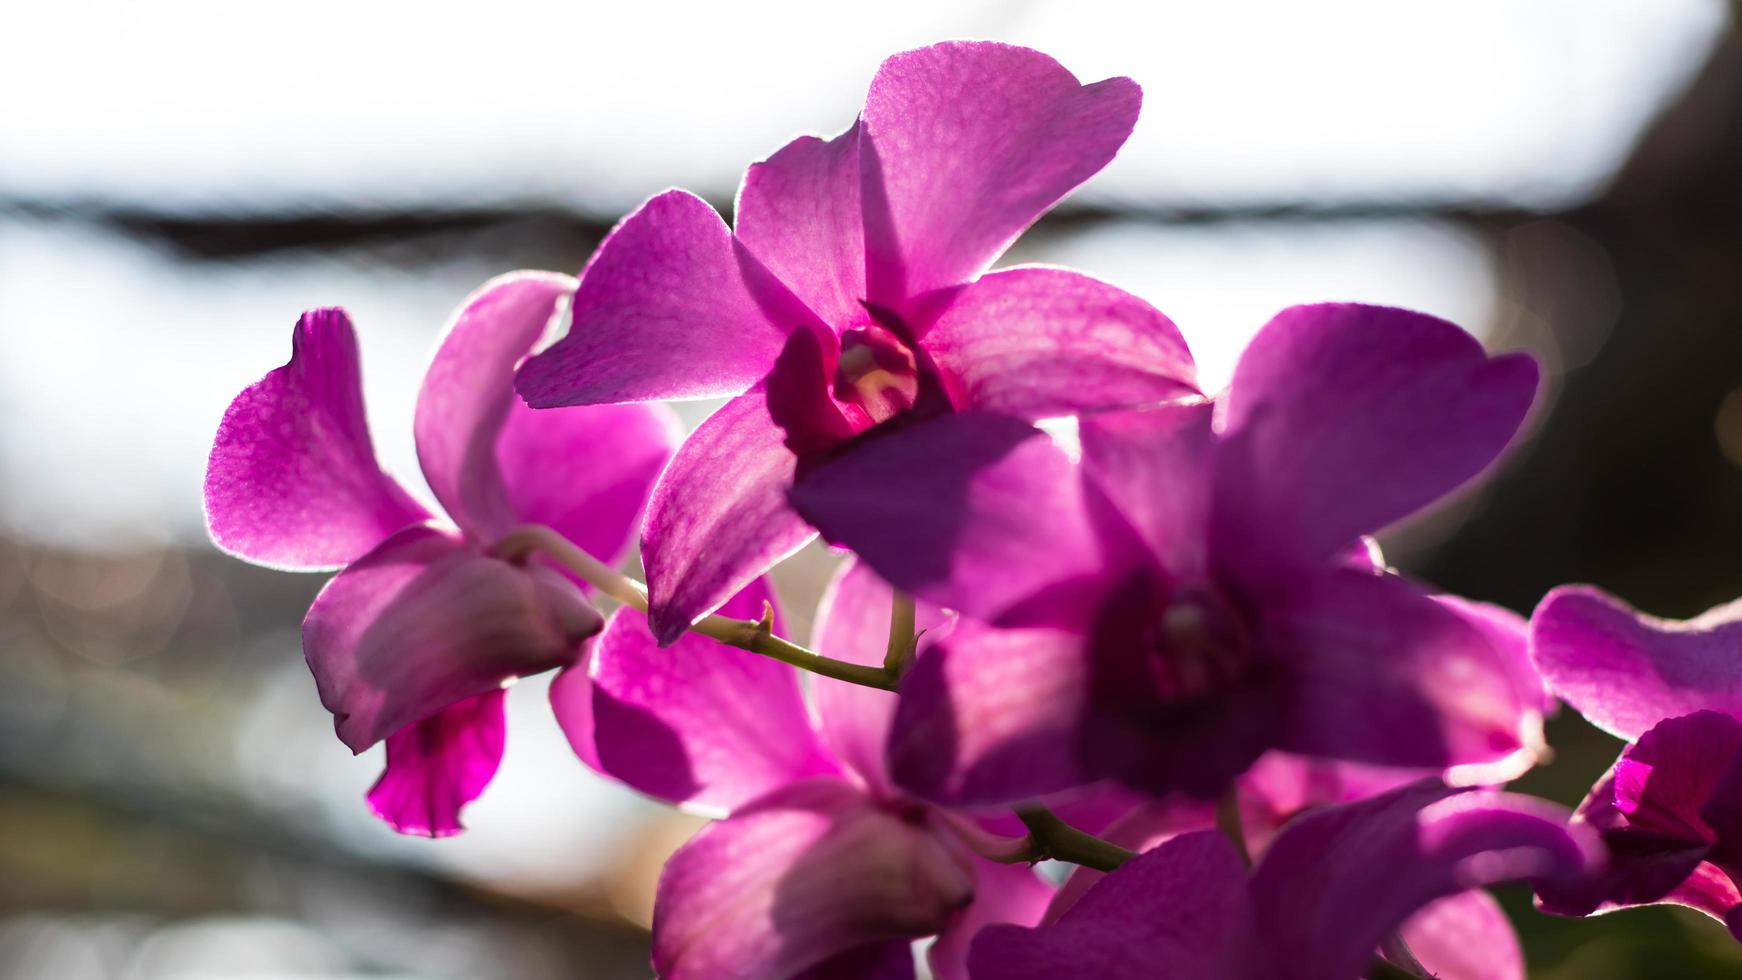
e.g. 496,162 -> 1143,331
0,0 -> 1728,544
1,0 -> 1725,211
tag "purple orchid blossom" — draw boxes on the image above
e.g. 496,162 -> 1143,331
968,780 -> 1601,980
515,40 -> 1197,645
1052,753 -> 1541,980
792,303 -> 1546,805
204,273 -> 679,835
1529,586 -> 1742,937
548,561 -> 1145,980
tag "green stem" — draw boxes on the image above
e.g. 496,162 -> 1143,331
491,525 -> 898,691
1011,805 -> 1136,873
884,590 -> 917,674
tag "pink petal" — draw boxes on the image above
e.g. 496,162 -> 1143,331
494,398 -> 680,564
967,830 -> 1265,980
923,267 -> 1196,416
641,390 -> 816,644
515,189 -> 825,407
1262,568 -> 1541,774
1531,585 -> 1742,741
554,581 -> 841,813
1042,796 -> 1221,925
1439,594 -> 1555,717
858,41 -> 1140,307
303,524 -> 601,751
1214,304 -> 1538,584
413,272 -> 576,538
204,308 -> 428,569
928,858 -> 1054,980
1543,712 -> 1742,927
366,690 -> 506,838
887,622 -> 1099,806
811,559 -> 954,793
735,125 -> 866,330
1077,401 -> 1217,582
1399,890 -> 1524,980
790,411 -> 1113,625
1250,781 -> 1598,980
1535,760 -> 1716,920
1237,753 -> 1430,849
652,777 -> 974,980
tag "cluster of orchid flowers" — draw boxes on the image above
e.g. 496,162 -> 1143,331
202,40 -> 1742,980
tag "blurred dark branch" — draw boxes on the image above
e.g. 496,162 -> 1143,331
0,194 -> 1544,265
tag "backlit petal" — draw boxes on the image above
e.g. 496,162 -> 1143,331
923,267 -> 1195,416
859,42 -> 1140,307
1263,568 -> 1540,774
1251,781 -> 1597,980
1531,585 -> 1742,741
204,308 -> 427,569
791,411 -> 1112,625
303,524 -> 601,751
811,558 -> 953,793
641,390 -> 816,644
555,581 -> 840,813
652,777 -> 973,980
967,831 -> 1264,979
1214,304 -> 1537,584
413,271 -> 575,538
736,125 -> 866,330
516,189 -> 825,406
366,690 -> 506,838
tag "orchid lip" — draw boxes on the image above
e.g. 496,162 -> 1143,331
1144,585 -> 1255,702
833,323 -> 921,424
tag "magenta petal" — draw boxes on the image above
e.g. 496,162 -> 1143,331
1214,304 -> 1538,581
736,125 -> 866,330
859,41 -> 1140,305
1250,781 -> 1597,980
1077,401 -> 1217,582
562,581 -> 841,813
811,559 -> 953,792
923,268 -> 1196,416
967,831 -> 1265,980
928,858 -> 1054,980
366,690 -> 506,838
1439,595 -> 1555,718
652,777 -> 974,980
888,622 -> 1099,807
516,189 -> 823,407
1540,712 -> 1742,921
791,412 -> 1110,624
641,390 -> 816,644
413,272 -> 576,538
1042,796 -> 1222,925
1399,890 -> 1524,980
1263,568 -> 1540,773
303,524 -> 602,751
1531,585 -> 1742,741
205,308 -> 428,569
494,399 -> 680,563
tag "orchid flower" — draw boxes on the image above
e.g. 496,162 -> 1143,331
515,40 -> 1197,644
549,561 -> 1154,980
968,780 -> 1601,980
793,302 -> 1545,804
1529,586 -> 1742,937
204,273 -> 679,835
1053,752 -> 1543,980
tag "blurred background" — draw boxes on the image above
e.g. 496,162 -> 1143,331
3,1 -> 1742,976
